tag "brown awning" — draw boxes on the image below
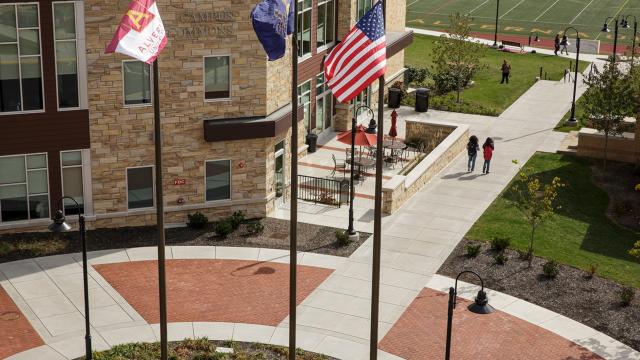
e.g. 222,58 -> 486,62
203,105 -> 304,142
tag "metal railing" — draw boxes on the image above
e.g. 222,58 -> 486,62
298,175 -> 348,207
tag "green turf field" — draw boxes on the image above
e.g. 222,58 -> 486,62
407,0 -> 640,44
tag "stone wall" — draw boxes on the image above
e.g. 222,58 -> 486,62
382,120 -> 468,214
577,128 -> 638,164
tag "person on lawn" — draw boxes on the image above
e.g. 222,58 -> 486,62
482,137 -> 495,174
467,135 -> 480,172
500,60 -> 511,84
554,34 -> 560,55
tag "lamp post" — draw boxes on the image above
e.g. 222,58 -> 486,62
564,27 -> 581,127
347,105 -> 373,240
601,16 -> 621,62
528,31 -> 540,47
622,15 -> 638,68
49,197 -> 92,360
445,270 -> 494,360
492,0 -> 500,48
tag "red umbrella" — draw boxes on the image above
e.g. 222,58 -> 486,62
389,110 -> 398,139
337,124 -> 377,147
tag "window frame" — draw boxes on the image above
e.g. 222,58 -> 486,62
0,2 -> 45,115
315,72 -> 332,131
297,0 -> 313,60
59,149 -> 84,215
125,165 -> 155,211
204,159 -> 232,203
0,152 -> 50,223
297,80 -> 312,131
356,0 -> 372,20
52,1 -> 81,111
316,0 -> 335,53
121,59 -> 153,108
203,55 -> 231,102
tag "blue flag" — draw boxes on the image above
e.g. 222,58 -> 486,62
251,0 -> 294,61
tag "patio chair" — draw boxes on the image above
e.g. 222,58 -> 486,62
331,154 -> 346,178
367,146 -> 377,158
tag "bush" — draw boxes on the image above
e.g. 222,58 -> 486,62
465,243 -> 481,258
247,221 -> 265,235
490,237 -> 511,253
432,70 -> 465,95
405,65 -> 429,85
494,252 -> 508,265
542,260 -> 560,279
187,211 -> 208,229
230,211 -> 245,230
430,94 -> 500,116
620,286 -> 635,306
214,220 -> 233,238
517,249 -> 531,261
586,263 -> 598,279
335,230 -> 351,247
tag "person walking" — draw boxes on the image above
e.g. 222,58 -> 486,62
500,60 -> 511,84
560,34 -> 569,55
467,135 -> 479,172
482,137 -> 494,174
554,34 -> 560,56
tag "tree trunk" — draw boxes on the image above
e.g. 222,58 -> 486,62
528,224 -> 536,268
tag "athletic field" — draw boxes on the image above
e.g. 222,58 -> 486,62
407,0 -> 640,46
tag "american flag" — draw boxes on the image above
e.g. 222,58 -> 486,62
324,1 -> 386,103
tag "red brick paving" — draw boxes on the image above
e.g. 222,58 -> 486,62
0,286 -> 43,359
379,288 -> 603,360
95,259 -> 333,326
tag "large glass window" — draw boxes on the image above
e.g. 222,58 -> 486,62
123,60 -> 151,106
205,160 -> 231,201
297,0 -> 312,58
53,2 -> 78,108
315,73 -> 332,131
297,80 -> 311,131
0,3 -> 43,113
317,0 -> 334,50
0,153 -> 49,222
127,167 -> 154,209
352,86 -> 370,122
204,56 -> 230,100
61,150 -> 84,215
357,0 -> 372,20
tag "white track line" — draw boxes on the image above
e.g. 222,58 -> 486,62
407,0 -> 420,8
594,0 -> 630,40
499,0 -> 525,19
534,0 -> 560,22
408,11 -> 588,27
570,0 -> 595,24
469,0 -> 490,14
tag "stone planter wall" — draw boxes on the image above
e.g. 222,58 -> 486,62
577,128 -> 638,164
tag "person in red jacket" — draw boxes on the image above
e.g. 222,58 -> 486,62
482,137 -> 494,174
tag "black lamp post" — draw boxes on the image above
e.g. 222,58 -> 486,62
622,15 -> 638,68
49,197 -> 92,360
602,16 -> 622,62
563,27 -> 581,127
445,270 -> 494,360
492,0 -> 500,48
347,105 -> 374,239
528,31 -> 540,47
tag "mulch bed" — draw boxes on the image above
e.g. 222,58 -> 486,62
591,162 -> 640,232
438,239 -> 640,351
0,218 -> 368,263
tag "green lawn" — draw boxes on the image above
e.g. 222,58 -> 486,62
466,153 -> 640,288
405,34 -> 590,114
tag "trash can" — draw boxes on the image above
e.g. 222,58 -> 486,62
339,179 -> 350,205
415,88 -> 430,112
388,87 -> 402,108
306,133 -> 318,153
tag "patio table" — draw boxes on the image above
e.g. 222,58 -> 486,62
383,141 -> 407,163
346,157 -> 376,179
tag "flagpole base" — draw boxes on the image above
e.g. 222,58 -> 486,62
348,232 -> 359,242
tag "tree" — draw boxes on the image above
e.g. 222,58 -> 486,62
431,13 -> 484,102
631,241 -> 640,259
511,166 -> 564,267
581,61 -> 633,170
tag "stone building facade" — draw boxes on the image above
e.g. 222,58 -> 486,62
0,0 -> 411,233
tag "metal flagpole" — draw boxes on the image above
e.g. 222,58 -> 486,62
152,59 -> 169,360
289,4 -> 299,359
370,0 -> 385,358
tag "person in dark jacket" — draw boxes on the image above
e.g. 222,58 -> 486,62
482,137 -> 495,174
467,135 -> 480,172
554,34 -> 560,55
500,60 -> 511,84
560,34 -> 569,55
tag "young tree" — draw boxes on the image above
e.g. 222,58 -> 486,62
631,241 -> 640,259
581,61 -> 633,170
431,13 -> 484,102
511,166 -> 564,267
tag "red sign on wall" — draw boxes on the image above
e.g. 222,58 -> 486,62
173,179 -> 186,185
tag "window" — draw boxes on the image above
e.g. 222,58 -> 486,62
352,86 -> 370,122
204,56 -> 230,100
0,3 -> 43,113
61,151 -> 84,215
317,0 -> 334,50
297,0 -> 312,58
123,60 -> 151,106
315,73 -> 332,131
205,160 -> 231,201
53,2 -> 78,108
356,0 -> 372,20
127,167 -> 154,209
0,153 -> 49,223
297,80 -> 311,130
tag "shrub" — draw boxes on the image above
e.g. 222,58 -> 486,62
490,237 -> 511,253
247,221 -> 265,235
494,252 -> 508,265
335,230 -> 351,247
214,219 -> 233,238
230,211 -> 245,230
586,263 -> 598,279
405,65 -> 429,85
620,286 -> 635,306
517,249 -> 531,261
430,94 -> 500,116
542,260 -> 560,279
187,211 -> 208,229
465,243 -> 481,258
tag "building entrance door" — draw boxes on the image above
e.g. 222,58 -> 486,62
275,141 -> 285,204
